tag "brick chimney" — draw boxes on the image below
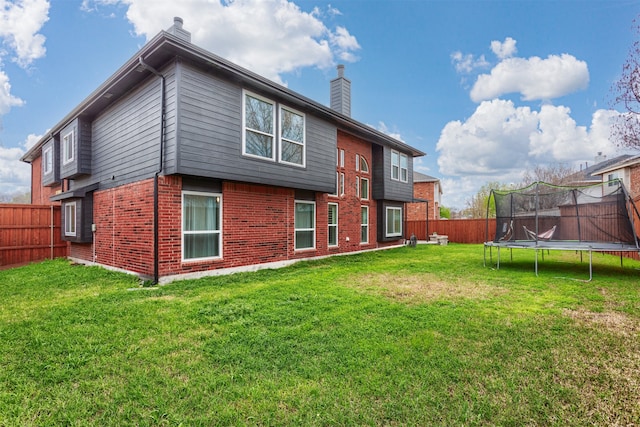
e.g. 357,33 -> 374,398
330,64 -> 351,117
167,17 -> 191,43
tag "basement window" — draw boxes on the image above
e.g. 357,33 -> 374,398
182,192 -> 222,261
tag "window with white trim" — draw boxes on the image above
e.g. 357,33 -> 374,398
182,192 -> 222,261
62,130 -> 76,165
400,153 -> 408,182
243,91 -> 275,161
361,206 -> 369,244
329,172 -> 338,197
280,105 -> 305,166
391,150 -> 399,180
295,201 -> 315,250
359,156 -> 369,173
339,172 -> 345,196
355,154 -> 360,171
356,176 -> 359,197
386,206 -> 402,237
43,145 -> 53,175
328,203 -> 338,247
64,202 -> 77,237
360,177 -> 369,200
339,149 -> 345,168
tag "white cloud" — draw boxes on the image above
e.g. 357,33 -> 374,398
451,51 -> 489,74
470,53 -> 589,102
0,0 -> 50,68
490,37 -> 517,60
0,69 -> 24,115
375,121 -> 402,141
0,145 -> 30,195
436,100 -> 623,209
87,0 -> 358,85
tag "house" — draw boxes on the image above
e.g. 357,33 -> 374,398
407,171 -> 442,221
20,18 -> 424,283
591,154 -> 640,202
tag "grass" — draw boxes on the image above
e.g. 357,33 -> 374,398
0,244 -> 639,426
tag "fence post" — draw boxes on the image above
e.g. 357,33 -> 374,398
50,205 -> 54,260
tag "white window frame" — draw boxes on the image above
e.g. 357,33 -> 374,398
400,153 -> 408,183
339,149 -> 345,168
386,206 -> 403,237
62,130 -> 76,165
242,90 -> 276,162
360,156 -> 369,173
181,191 -> 223,262
361,206 -> 369,244
43,145 -> 53,175
294,200 -> 316,250
64,202 -> 77,237
356,176 -> 360,197
355,154 -> 360,171
279,105 -> 306,167
360,177 -> 369,200
328,202 -> 338,247
391,150 -> 399,181
339,172 -> 345,196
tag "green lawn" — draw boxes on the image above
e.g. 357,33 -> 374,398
1,245 -> 639,426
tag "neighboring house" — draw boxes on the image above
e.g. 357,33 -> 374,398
20,18 -> 424,283
407,171 -> 442,221
591,154 -> 640,201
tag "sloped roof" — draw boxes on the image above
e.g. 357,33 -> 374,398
591,154 -> 640,176
22,25 -> 424,163
413,171 -> 440,183
565,154 -> 634,184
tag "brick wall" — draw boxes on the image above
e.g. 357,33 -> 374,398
407,181 -> 437,221
91,179 -> 155,276
67,130 -> 403,279
30,156 -> 62,205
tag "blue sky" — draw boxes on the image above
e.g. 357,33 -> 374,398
1,0 -> 639,208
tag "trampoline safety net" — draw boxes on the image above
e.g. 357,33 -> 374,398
489,180 -> 640,250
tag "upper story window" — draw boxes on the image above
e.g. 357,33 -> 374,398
243,90 -> 306,167
243,91 -> 275,161
43,145 -> 53,174
360,156 -> 369,173
280,106 -> 305,166
62,130 -> 76,165
391,150 -> 408,182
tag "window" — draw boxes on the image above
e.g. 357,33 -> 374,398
400,153 -> 408,182
243,91 -> 275,160
339,149 -> 345,168
355,154 -> 359,171
280,106 -> 305,166
361,206 -> 369,244
608,173 -> 618,187
391,150 -> 399,180
339,172 -> 345,196
330,172 -> 338,197
356,176 -> 359,197
43,145 -> 53,174
62,130 -> 75,164
295,201 -> 315,250
360,177 -> 369,200
64,202 -> 77,237
386,207 -> 402,237
328,203 -> 338,247
182,192 -> 222,261
360,156 -> 369,173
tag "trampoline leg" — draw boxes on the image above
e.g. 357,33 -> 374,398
535,248 -> 539,277
497,246 -> 501,270
588,250 -> 593,282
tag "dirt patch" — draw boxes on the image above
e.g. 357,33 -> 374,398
347,272 -> 507,303
563,308 -> 640,337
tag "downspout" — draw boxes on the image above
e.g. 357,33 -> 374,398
138,57 -> 166,284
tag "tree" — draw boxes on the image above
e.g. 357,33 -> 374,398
611,17 -> 640,150
521,163 -> 576,186
463,181 -> 509,218
439,206 -> 451,219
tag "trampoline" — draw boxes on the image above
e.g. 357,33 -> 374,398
484,180 -> 640,281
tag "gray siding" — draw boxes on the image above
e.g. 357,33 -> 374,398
175,65 -> 336,193
72,66 -> 177,190
60,118 -> 91,179
61,196 -> 93,243
371,145 -> 413,202
41,138 -> 60,186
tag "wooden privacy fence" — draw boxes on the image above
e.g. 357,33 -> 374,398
0,204 -> 67,267
405,219 -> 496,244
